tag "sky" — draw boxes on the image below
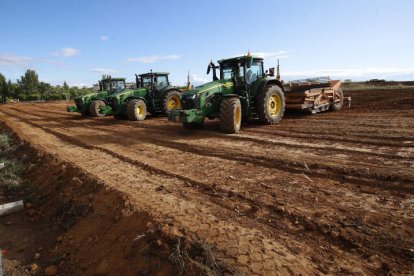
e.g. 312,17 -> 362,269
1,0 -> 414,87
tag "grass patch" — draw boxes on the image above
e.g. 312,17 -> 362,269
0,131 -> 27,197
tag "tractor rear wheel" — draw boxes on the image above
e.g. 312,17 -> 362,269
257,85 -> 285,124
127,99 -> 146,121
330,88 -> 344,111
89,100 -> 106,117
220,97 -> 242,133
163,90 -> 181,114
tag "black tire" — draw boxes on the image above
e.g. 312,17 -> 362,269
183,122 -> 204,129
219,97 -> 242,133
257,85 -> 285,124
89,100 -> 106,117
127,99 -> 146,121
163,90 -> 182,114
330,88 -> 344,111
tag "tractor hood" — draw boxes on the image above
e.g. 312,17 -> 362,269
184,79 -> 234,98
108,87 -> 145,99
75,91 -> 108,101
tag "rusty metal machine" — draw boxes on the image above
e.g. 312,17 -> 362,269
284,77 -> 349,113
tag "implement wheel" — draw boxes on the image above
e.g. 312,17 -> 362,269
163,90 -> 182,114
89,100 -> 106,117
127,99 -> 146,121
257,85 -> 285,124
330,88 -> 344,111
220,97 -> 242,133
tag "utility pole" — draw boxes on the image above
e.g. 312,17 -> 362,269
187,70 -> 191,91
276,59 -> 280,81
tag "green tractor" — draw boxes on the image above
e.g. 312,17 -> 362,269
168,55 -> 285,133
67,77 -> 126,117
99,72 -> 181,121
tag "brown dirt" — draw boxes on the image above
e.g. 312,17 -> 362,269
0,88 -> 413,275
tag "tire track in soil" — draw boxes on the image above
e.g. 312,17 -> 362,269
1,108 -> 413,270
1,92 -> 412,272
3,106 -> 414,194
0,110 -> 323,275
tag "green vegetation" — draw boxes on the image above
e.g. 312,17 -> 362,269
0,70 -> 93,103
0,132 -> 24,193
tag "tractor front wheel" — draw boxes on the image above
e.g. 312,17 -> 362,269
330,88 -> 344,111
257,85 -> 285,124
163,90 -> 182,114
89,100 -> 106,117
220,97 -> 242,133
127,99 -> 146,121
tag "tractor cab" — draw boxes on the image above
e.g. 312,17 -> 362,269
208,56 -> 266,94
99,78 -> 126,94
137,72 -> 170,92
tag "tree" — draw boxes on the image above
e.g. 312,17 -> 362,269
0,73 -> 6,103
18,69 -> 40,99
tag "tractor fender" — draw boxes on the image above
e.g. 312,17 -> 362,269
222,94 -> 240,98
125,96 -> 147,104
259,79 -> 284,93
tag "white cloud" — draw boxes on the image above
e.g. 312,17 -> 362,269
127,54 -> 181,63
0,54 -> 33,66
251,51 -> 289,60
282,67 -> 414,79
190,74 -> 210,85
100,36 -> 109,41
90,68 -> 117,74
52,47 -> 79,57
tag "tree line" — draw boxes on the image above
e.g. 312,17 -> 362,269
0,69 -> 93,103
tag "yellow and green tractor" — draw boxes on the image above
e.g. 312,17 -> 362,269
168,55 -> 285,133
99,72 -> 181,120
67,77 -> 126,117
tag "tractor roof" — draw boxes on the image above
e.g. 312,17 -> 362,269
218,55 -> 264,64
138,72 -> 169,77
102,77 -> 125,81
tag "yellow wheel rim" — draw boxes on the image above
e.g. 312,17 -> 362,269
135,105 -> 145,117
167,95 -> 181,110
268,94 -> 282,116
235,105 -> 241,126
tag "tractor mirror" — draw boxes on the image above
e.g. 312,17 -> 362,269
207,64 -> 211,75
268,68 -> 275,76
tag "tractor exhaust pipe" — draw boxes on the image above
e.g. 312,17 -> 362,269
135,74 -> 140,88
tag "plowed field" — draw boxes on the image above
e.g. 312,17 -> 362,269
1,88 -> 413,275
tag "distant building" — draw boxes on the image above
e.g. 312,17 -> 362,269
344,79 -> 352,83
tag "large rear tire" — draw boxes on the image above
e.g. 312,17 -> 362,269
127,99 -> 146,121
220,97 -> 242,134
89,100 -> 106,117
163,90 -> 181,114
330,88 -> 344,111
257,85 -> 285,124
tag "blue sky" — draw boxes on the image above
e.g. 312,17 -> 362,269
1,0 -> 413,87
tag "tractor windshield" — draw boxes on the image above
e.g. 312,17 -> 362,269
111,80 -> 126,93
221,63 -> 244,80
102,80 -> 126,93
141,77 -> 152,88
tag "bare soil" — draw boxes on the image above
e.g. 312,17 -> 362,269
0,88 -> 413,275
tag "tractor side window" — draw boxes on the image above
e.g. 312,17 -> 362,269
246,61 -> 263,85
156,76 -> 168,90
